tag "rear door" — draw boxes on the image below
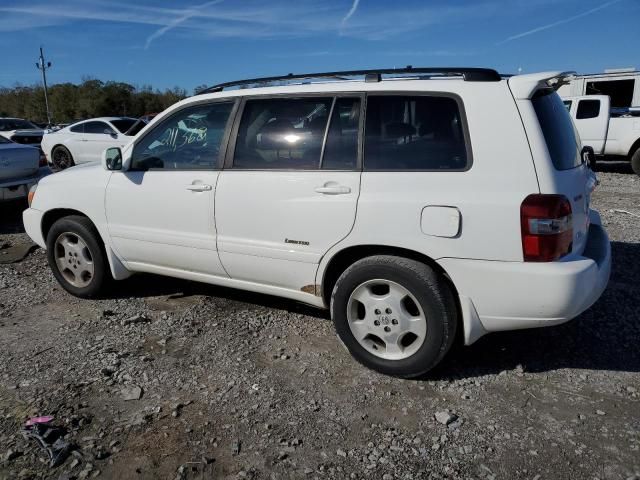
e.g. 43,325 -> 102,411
214,95 -> 362,292
571,95 -> 610,154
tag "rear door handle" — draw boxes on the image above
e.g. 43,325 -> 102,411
186,184 -> 212,192
315,185 -> 351,195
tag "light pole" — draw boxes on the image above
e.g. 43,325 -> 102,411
36,47 -> 52,126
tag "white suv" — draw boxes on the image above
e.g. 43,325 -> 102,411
23,68 -> 611,378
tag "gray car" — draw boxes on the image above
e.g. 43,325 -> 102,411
0,135 -> 50,202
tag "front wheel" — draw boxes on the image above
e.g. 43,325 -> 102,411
330,255 -> 457,378
46,216 -> 110,298
631,148 -> 640,176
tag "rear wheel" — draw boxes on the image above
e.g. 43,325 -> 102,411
51,146 -> 75,170
46,216 -> 109,298
631,148 -> 640,176
330,255 -> 457,378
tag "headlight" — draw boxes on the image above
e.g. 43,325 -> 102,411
28,184 -> 37,207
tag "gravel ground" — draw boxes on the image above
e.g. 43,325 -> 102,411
0,164 -> 639,480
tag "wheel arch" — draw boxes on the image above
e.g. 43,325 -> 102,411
41,208 -> 131,280
627,136 -> 640,159
320,244 -> 460,310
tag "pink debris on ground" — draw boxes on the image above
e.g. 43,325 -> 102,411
25,416 -> 54,426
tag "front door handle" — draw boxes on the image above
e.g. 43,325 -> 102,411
315,184 -> 351,195
186,184 -> 212,192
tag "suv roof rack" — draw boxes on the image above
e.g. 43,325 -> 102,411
197,66 -> 501,94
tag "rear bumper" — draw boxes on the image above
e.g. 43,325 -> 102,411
439,214 -> 611,344
23,207 -> 46,248
0,167 -> 50,202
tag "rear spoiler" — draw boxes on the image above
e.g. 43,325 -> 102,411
508,71 -> 576,100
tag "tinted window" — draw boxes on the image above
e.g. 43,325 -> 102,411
84,121 -> 113,134
532,90 -> 581,170
322,97 -> 360,170
70,123 -> 84,133
576,99 -> 601,119
0,135 -> 10,144
364,96 -> 468,170
233,97 -> 332,169
0,119 -> 37,131
131,102 -> 233,171
111,119 -> 137,133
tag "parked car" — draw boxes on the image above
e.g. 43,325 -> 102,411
22,67 -> 611,378
41,117 -> 137,170
0,135 -> 49,202
0,117 -> 45,148
123,114 -> 158,137
561,94 -> 640,174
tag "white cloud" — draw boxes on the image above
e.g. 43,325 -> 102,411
500,0 -> 625,43
144,0 -> 223,49
340,0 -> 361,29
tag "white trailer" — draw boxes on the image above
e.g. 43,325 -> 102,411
559,69 -> 640,174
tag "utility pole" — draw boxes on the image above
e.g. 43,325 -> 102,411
36,47 -> 52,126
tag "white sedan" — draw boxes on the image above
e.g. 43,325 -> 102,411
41,117 -> 137,169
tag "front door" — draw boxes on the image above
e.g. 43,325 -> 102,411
215,96 -> 362,291
105,101 -> 236,276
571,95 -> 610,155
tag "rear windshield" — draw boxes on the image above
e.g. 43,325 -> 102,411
111,119 -> 137,134
532,90 -> 581,170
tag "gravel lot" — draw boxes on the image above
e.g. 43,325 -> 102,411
1,164 -> 639,480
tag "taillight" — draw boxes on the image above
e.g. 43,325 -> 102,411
39,152 -> 48,167
521,194 -> 573,262
28,184 -> 37,207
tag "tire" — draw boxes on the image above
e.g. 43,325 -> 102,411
51,145 -> 75,170
631,148 -> 640,176
330,255 -> 457,378
46,216 -> 110,298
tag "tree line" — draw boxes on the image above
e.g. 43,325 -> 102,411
0,79 -> 188,125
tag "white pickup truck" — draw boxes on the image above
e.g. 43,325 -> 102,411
562,94 -> 640,174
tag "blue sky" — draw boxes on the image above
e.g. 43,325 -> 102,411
0,0 -> 638,93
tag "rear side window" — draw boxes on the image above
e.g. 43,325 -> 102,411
532,91 -> 581,171
233,97 -> 332,169
576,99 -> 600,119
84,121 -> 112,135
364,95 -> 468,171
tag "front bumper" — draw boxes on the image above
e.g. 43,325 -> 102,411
23,207 -> 46,248
0,167 -> 50,202
439,213 -> 611,344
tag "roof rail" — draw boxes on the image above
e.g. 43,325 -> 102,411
197,66 -> 501,94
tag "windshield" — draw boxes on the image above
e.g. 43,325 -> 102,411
110,119 -> 137,134
532,90 -> 581,170
0,119 -> 38,131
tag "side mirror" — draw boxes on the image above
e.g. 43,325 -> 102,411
102,147 -> 122,171
581,146 -> 596,170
